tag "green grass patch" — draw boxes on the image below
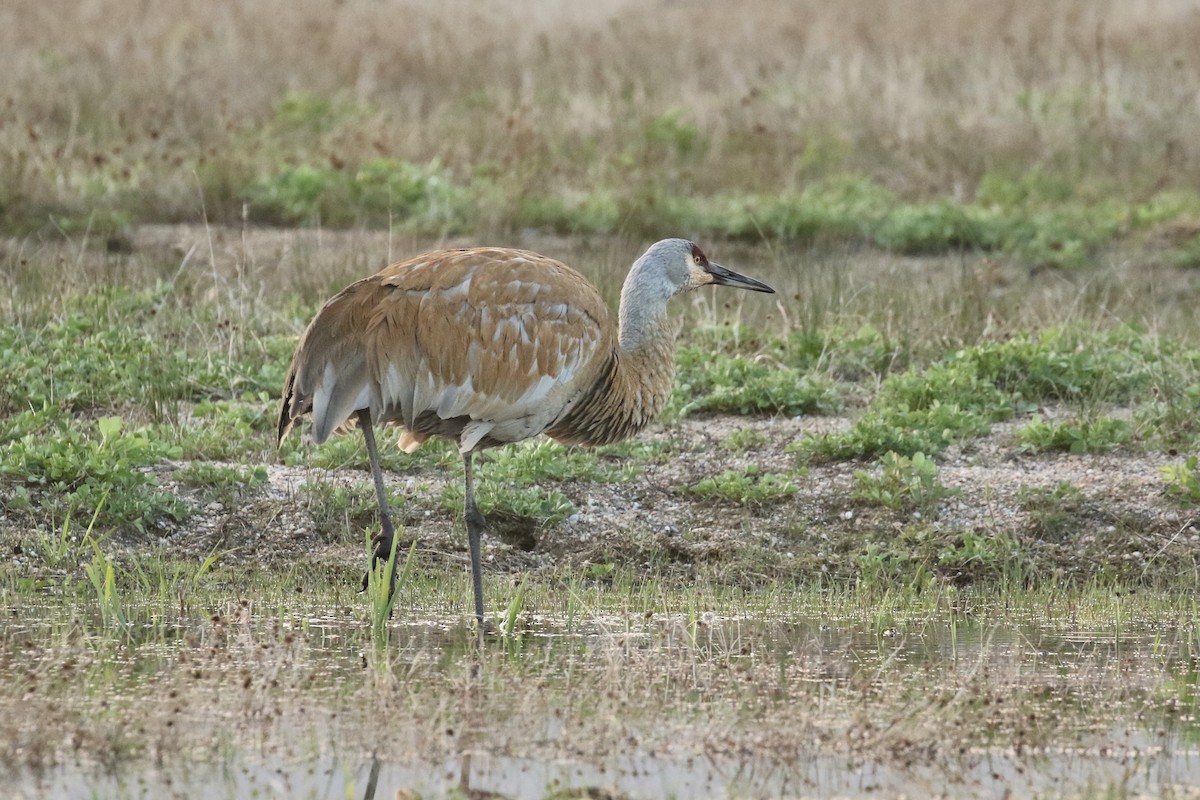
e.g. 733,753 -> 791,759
439,482 -> 574,526
805,401 -> 993,461
1018,482 -> 1087,540
673,348 -> 842,418
1167,234 -> 1200,269
290,431 -> 455,474
1016,415 -> 1133,454
168,398 -> 277,461
852,452 -> 958,515
0,416 -> 190,533
249,157 -> 466,229
801,326 -> 1183,462
479,439 -> 636,485
687,466 -> 799,507
175,462 -> 269,507
0,287 -> 283,417
1161,457 -> 1200,507
302,477 -> 403,542
721,428 -> 768,453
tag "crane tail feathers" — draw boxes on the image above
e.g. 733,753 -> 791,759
309,360 -> 371,445
277,367 -> 307,448
458,420 -> 496,453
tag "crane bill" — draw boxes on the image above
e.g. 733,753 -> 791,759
706,262 -> 775,294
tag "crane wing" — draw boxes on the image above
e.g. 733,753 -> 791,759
368,248 -> 614,450
279,247 -> 616,452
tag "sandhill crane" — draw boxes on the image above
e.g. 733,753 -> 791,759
278,238 -> 774,628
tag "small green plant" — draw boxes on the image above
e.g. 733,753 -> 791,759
1161,456 -> 1200,506
688,466 -> 798,507
876,361 -> 1012,419
175,463 -> 268,507
365,534 -> 411,642
937,530 -> 1030,585
83,528 -> 129,633
805,401 -> 992,461
1,416 -> 190,532
482,439 -> 635,485
957,329 -> 1155,406
500,575 -> 528,638
721,428 -> 768,453
673,349 -> 842,418
1017,415 -> 1132,454
855,542 -> 918,588
1136,382 -> 1200,450
248,158 -> 466,229
30,492 -> 109,572
295,431 -> 453,473
0,288 -> 279,417
304,478 -> 403,541
130,549 -> 225,602
440,483 -> 574,525
852,451 -> 957,515
593,438 -> 683,462
171,399 -> 276,461
1018,482 -> 1086,539
1166,234 -> 1200,269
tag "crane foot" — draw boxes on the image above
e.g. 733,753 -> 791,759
359,522 -> 399,595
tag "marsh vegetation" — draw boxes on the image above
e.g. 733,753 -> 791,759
4,1 -> 1200,797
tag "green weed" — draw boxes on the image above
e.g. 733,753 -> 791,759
796,325 -> 908,382
937,530 -> 1032,586
877,362 -> 1014,419
28,493 -> 108,573
500,575 -> 529,638
303,478 -> 404,542
175,462 -> 269,507
954,329 -> 1159,406
169,399 -> 276,461
688,466 -> 798,507
83,533 -> 129,632
673,348 -> 842,418
805,401 -> 992,461
852,452 -> 958,515
1017,415 -> 1132,454
1161,457 -> 1200,506
365,534 -> 409,642
1,416 -> 190,533
249,158 -> 466,229
1136,383 -> 1200,450
721,428 -> 768,453
592,438 -> 684,463
800,327 -> 1177,462
292,432 -> 453,474
0,287 -> 281,416
480,439 -> 635,485
1018,482 -> 1086,540
1167,235 -> 1200,269
439,483 -> 574,526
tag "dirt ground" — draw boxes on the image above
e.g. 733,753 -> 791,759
150,408 -> 1197,592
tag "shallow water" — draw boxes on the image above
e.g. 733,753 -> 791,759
5,598 -> 1200,799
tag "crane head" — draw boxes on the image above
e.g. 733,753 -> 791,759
686,242 -> 774,294
626,239 -> 775,307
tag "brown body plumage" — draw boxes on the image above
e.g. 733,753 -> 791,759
278,239 -> 773,629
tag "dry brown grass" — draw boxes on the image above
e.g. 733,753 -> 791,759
2,0 -> 1199,228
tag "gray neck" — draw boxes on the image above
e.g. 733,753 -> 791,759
617,258 -> 673,352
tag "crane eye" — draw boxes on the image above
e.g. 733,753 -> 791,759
693,255 -> 703,266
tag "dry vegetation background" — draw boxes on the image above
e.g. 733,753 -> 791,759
2,0 -> 1200,232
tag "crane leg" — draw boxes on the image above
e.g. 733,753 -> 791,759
462,451 -> 487,630
358,409 -> 399,602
